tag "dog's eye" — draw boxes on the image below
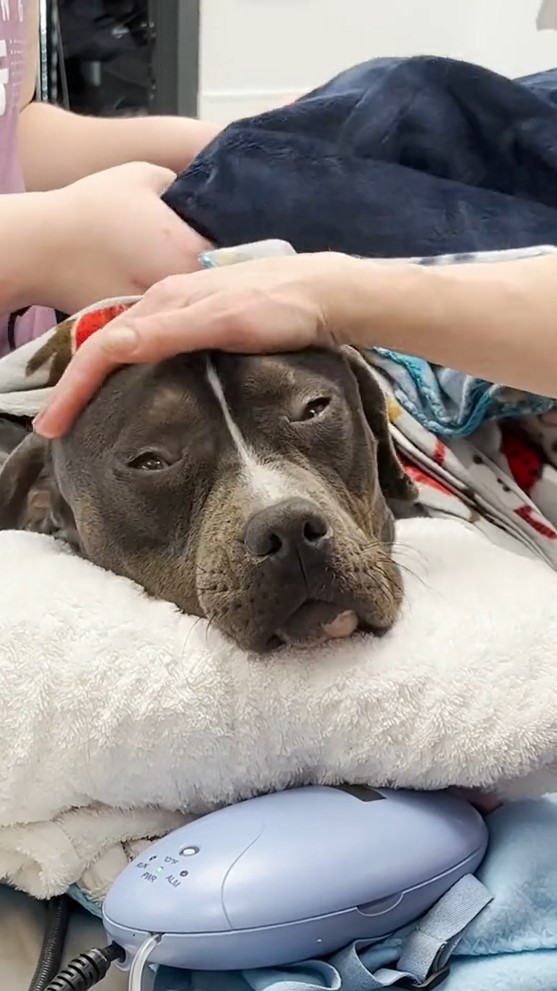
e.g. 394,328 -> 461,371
128,452 -> 169,471
301,397 -> 331,420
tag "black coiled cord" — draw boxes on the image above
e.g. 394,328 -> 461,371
26,893 -> 124,991
28,897 -> 72,991
42,943 -> 124,991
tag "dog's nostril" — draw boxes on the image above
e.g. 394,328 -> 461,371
244,526 -> 283,558
303,517 -> 328,544
264,532 -> 283,556
243,498 -> 331,560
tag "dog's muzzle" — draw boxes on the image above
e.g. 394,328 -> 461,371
242,497 -> 358,648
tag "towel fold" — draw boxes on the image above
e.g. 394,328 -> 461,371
0,806 -> 188,900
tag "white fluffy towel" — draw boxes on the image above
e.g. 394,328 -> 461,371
1,517 -> 557,898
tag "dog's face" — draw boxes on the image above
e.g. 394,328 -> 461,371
0,348 -> 416,652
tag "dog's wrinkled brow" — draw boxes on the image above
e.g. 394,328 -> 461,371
144,383 -> 202,424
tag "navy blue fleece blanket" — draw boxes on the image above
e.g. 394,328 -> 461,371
163,56 -> 557,257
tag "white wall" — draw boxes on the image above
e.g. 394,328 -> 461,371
198,0 -> 557,121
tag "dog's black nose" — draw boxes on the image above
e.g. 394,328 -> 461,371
243,498 -> 331,559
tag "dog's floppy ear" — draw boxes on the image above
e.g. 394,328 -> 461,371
343,347 -> 417,505
0,431 -> 80,543
0,431 -> 49,530
0,431 -> 74,540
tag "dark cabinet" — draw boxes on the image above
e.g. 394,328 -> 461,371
38,0 -> 199,117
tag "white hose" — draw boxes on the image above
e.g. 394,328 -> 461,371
128,934 -> 162,991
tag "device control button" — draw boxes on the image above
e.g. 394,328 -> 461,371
180,846 -> 199,856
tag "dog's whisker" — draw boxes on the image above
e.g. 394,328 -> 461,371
178,616 -> 207,661
392,554 -> 427,578
194,560 -> 217,580
392,537 -> 428,560
358,559 -> 398,609
196,586 -> 235,597
354,535 -> 423,589
394,564 -> 431,595
392,560 -> 429,591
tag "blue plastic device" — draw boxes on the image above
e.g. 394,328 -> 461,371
103,785 -> 488,971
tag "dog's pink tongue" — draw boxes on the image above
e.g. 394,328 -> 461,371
321,610 -> 358,639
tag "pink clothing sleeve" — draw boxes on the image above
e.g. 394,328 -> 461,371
0,1 -> 55,357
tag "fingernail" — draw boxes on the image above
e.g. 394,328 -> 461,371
33,398 -> 59,436
104,325 -> 139,354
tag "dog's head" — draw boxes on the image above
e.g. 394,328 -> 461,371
0,347 -> 416,652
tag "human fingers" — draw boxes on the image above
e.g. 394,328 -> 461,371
32,332 -> 125,439
34,253 -> 341,437
33,280 -> 224,438
33,288 -> 317,438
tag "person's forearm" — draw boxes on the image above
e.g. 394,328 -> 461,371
18,102 -> 221,191
0,192 -> 59,311
340,254 -> 557,398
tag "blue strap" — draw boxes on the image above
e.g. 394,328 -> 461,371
397,874 -> 492,982
332,875 -> 492,989
154,875 -> 492,991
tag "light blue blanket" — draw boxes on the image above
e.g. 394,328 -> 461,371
151,796 -> 557,991
371,245 -> 557,438
200,241 -> 557,439
203,241 -> 557,440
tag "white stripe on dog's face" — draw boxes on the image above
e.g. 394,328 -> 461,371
206,358 -> 294,505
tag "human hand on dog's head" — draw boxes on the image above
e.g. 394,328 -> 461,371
34,253 -> 361,439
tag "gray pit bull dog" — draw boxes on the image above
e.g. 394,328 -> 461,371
0,347 -> 417,652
